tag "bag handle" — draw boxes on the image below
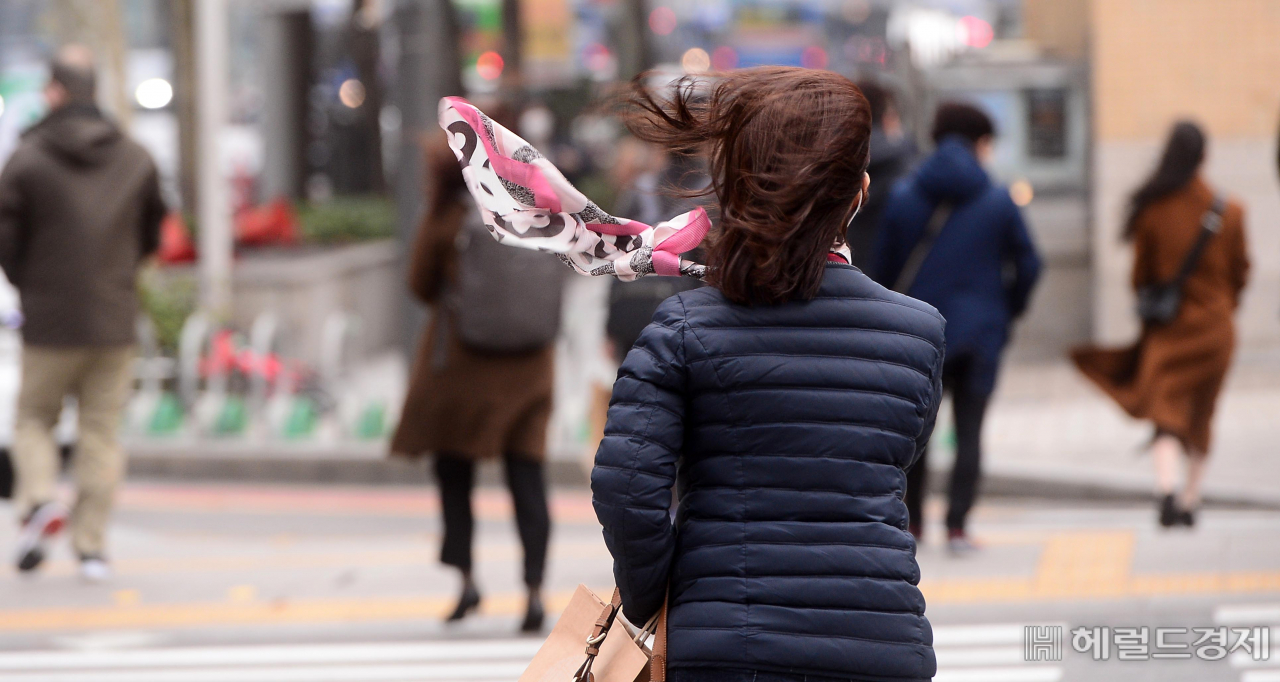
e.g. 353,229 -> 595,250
572,588 -> 623,682
892,201 -> 953,294
647,598 -> 668,682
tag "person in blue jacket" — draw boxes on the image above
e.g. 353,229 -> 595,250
873,102 -> 1042,553
593,67 -> 946,682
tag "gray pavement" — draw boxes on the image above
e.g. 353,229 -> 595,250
1,482 -> 1279,681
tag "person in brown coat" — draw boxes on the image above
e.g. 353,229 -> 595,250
391,136 -> 556,632
1072,121 -> 1249,528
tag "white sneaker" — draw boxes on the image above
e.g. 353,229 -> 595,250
15,502 -> 68,573
79,556 -> 113,583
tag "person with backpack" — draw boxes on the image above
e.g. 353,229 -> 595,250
390,110 -> 567,633
873,102 -> 1041,553
846,80 -> 917,272
605,146 -> 708,363
1072,121 -> 1249,528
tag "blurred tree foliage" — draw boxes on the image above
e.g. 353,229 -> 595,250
138,268 -> 198,355
296,195 -> 397,244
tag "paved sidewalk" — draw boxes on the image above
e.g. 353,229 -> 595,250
1,484 -> 1278,681
972,349 -> 1280,507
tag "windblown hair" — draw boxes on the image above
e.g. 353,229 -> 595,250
1124,120 -> 1205,239
618,67 -> 872,305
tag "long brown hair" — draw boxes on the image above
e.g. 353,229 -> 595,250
619,67 -> 872,305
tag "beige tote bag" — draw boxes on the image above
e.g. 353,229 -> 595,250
520,584 -> 667,682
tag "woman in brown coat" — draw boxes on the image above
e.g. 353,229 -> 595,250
391,137 -> 555,632
1073,121 -> 1249,527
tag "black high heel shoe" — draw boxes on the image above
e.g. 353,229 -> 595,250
1158,494 -> 1178,528
446,585 -> 481,623
520,595 -> 545,633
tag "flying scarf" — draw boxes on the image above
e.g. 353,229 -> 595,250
438,97 -> 710,281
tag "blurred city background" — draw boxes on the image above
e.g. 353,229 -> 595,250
0,1 -> 1277,681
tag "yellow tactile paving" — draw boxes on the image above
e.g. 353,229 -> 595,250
4,529 -> 1278,631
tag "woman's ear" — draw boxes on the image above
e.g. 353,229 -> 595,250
862,172 -> 871,195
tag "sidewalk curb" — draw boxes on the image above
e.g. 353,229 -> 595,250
124,446 -> 1280,510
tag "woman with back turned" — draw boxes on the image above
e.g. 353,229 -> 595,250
592,67 -> 946,682
1073,121 -> 1249,528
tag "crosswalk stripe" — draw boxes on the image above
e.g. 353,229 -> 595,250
932,667 -> 1062,682
0,640 -> 542,671
935,646 -> 1029,667
0,663 -> 527,682
1242,672 -> 1280,682
932,622 -> 1063,647
0,627 -> 1064,682
1216,604 -> 1280,624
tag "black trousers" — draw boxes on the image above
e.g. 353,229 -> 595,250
434,452 -> 550,587
905,355 -> 991,533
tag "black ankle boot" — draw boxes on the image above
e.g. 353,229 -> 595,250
1176,506 -> 1196,527
520,594 -> 545,633
1159,494 -> 1178,527
446,585 -> 481,622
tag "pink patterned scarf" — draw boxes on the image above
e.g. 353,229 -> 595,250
438,97 -> 710,280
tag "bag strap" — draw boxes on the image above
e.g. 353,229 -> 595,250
1166,195 -> 1227,290
572,588 -> 623,682
892,201 -> 953,294
648,598 -> 668,682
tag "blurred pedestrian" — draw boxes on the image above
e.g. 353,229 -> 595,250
874,102 -> 1041,553
605,142 -> 707,363
593,67 -> 945,682
1072,121 -> 1248,528
0,46 -> 166,581
390,116 -> 564,632
847,80 -> 917,271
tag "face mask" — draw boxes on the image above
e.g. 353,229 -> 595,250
845,186 -> 865,231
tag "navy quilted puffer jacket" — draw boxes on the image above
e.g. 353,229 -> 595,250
592,262 -> 945,681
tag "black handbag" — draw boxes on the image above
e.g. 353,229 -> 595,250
1135,196 -> 1226,326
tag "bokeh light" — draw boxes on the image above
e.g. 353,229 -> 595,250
338,78 -> 366,108
1010,179 -> 1034,206
476,51 -> 505,81
649,7 -> 677,36
0,94 -> 5,118
711,46 -> 739,71
134,78 -> 173,109
583,43 -> 612,73
841,0 -> 872,24
960,15 -> 994,49
681,47 -> 711,74
801,46 -> 829,69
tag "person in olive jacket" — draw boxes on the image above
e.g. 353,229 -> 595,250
0,46 -> 166,582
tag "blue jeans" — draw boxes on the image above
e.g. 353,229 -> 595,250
670,669 -> 859,682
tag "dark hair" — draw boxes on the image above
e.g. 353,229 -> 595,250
619,67 -> 872,306
1123,120 -> 1205,239
857,80 -> 892,126
931,101 -> 995,146
49,48 -> 96,104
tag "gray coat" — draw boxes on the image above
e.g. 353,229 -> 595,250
0,105 -> 166,347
